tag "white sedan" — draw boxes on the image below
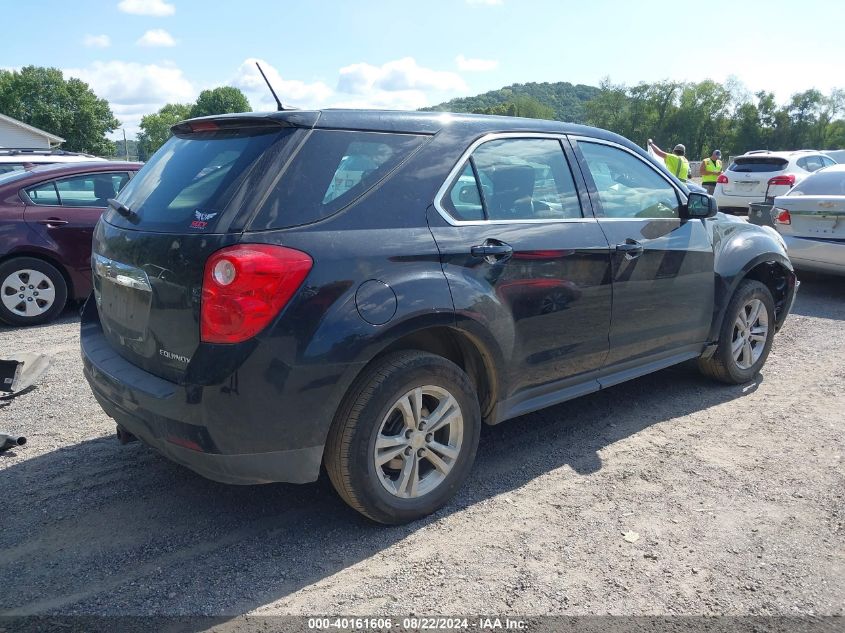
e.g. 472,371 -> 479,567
773,164 -> 845,275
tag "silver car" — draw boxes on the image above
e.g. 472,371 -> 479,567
773,164 -> 845,275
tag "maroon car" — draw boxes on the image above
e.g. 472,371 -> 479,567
0,161 -> 141,325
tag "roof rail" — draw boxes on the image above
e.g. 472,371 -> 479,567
0,148 -> 98,158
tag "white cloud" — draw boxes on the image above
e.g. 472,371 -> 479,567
83,34 -> 111,48
456,55 -> 498,72
466,0 -> 503,5
65,61 -> 194,135
117,0 -> 175,16
329,90 -> 433,111
136,29 -> 176,47
337,57 -> 466,95
229,58 -> 333,111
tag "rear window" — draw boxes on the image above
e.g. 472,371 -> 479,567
106,126 -> 292,232
729,157 -> 788,173
790,170 -> 845,196
249,130 -> 428,230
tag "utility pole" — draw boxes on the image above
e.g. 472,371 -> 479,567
123,128 -> 129,161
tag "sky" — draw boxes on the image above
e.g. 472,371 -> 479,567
2,0 -> 844,139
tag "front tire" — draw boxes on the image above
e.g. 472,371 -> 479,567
325,351 -> 481,524
698,279 -> 776,384
0,257 -> 68,326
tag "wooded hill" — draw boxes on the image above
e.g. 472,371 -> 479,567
421,81 -> 601,123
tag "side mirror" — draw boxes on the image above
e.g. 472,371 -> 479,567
685,192 -> 717,218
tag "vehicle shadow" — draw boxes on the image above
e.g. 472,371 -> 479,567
0,362 -> 762,620
789,272 -> 845,321
0,303 -> 81,333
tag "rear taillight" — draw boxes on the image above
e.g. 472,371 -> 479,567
774,209 -> 791,225
201,244 -> 312,344
768,174 -> 796,187
716,174 -> 728,184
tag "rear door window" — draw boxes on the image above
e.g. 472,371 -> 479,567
250,130 -> 429,230
24,181 -> 60,205
25,173 -> 131,208
441,138 -> 582,222
729,157 -> 788,173
797,155 -> 825,172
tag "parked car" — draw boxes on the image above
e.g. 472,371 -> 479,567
81,110 -> 796,524
0,161 -> 141,325
713,150 -> 836,214
822,149 -> 845,164
0,148 -> 106,175
773,164 -> 845,275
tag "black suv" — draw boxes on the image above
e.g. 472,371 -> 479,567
82,110 -> 797,524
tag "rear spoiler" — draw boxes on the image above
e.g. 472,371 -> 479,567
171,112 -> 320,136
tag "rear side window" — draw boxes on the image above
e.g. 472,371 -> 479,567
442,138 -> 582,222
250,130 -> 428,230
796,155 -> 826,172
729,157 -> 788,173
107,127 -> 290,232
790,170 -> 845,196
25,173 -> 130,207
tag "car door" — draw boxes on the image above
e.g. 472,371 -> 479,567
23,172 -> 131,280
428,135 -> 613,405
570,137 -> 715,368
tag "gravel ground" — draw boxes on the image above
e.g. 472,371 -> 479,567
0,273 -> 843,619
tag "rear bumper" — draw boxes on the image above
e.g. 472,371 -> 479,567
81,302 -> 357,485
783,236 -> 845,275
714,185 -> 791,213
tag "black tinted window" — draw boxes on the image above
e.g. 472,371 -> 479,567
251,130 -> 428,230
729,157 -> 788,173
441,138 -> 581,222
791,170 -> 845,195
443,162 -> 485,221
108,127 -> 289,232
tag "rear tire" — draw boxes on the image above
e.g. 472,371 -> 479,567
325,351 -> 481,524
698,279 -> 775,384
0,257 -> 68,326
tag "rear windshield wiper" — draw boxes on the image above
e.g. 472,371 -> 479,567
108,198 -> 139,222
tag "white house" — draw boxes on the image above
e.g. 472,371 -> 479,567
0,113 -> 65,149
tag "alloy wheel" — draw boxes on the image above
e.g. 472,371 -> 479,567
1,269 -> 56,318
374,385 -> 464,499
731,298 -> 769,370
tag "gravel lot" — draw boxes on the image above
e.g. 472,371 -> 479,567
1,273 -> 843,619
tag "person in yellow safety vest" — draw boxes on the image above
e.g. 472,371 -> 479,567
647,139 -> 690,182
699,149 -> 723,195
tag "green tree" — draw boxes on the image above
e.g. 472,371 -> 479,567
0,66 -> 119,155
189,86 -> 251,118
473,95 -> 555,120
136,103 -> 193,160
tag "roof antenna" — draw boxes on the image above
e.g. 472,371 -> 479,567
255,61 -> 285,111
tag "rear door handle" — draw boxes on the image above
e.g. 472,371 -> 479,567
37,218 -> 69,227
471,240 -> 513,264
616,239 -> 643,258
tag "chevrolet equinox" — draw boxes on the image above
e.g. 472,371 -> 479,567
82,110 -> 797,524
